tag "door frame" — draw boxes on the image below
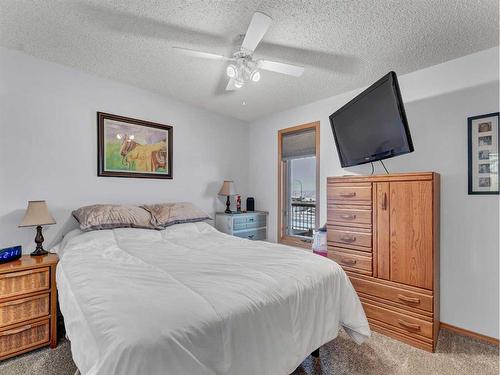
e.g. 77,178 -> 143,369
277,121 -> 320,249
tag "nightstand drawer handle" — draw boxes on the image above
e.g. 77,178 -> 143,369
340,214 -> 356,220
0,324 -> 32,337
248,234 -> 254,239
1,269 -> 42,278
339,192 -> 356,198
340,235 -> 356,243
398,319 -> 421,331
2,299 -> 28,307
340,258 -> 357,266
397,294 -> 420,304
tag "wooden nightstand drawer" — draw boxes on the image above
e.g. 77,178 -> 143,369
0,319 -> 50,360
0,268 -> 50,299
0,293 -> 50,328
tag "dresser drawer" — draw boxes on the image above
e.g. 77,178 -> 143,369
328,207 -> 372,227
328,249 -> 372,275
361,299 -> 433,340
328,184 -> 372,203
328,228 -> 372,249
0,268 -> 50,300
350,276 -> 433,312
234,228 -> 266,241
0,293 -> 50,328
0,319 -> 50,359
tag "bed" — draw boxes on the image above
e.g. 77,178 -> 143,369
55,221 -> 370,375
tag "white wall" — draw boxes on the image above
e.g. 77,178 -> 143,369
248,47 -> 500,339
0,47 -> 248,251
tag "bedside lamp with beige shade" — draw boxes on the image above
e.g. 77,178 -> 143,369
19,200 -> 56,256
218,180 -> 237,213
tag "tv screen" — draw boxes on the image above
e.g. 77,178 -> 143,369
329,71 -> 414,167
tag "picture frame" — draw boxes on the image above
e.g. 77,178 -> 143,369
467,112 -> 499,194
97,112 -> 173,179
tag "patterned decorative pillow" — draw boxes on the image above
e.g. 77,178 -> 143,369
72,204 -> 157,231
142,202 -> 211,228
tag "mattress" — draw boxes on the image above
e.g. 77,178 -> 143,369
54,222 -> 370,375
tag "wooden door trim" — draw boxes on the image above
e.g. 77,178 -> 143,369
277,121 -> 320,249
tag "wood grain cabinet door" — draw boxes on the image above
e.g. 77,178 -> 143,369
389,181 -> 433,289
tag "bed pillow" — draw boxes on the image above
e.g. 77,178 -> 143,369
142,202 -> 211,228
72,204 -> 157,231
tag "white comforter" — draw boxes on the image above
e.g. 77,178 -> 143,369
55,222 -> 370,375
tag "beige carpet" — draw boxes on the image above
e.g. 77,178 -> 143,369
0,329 -> 497,374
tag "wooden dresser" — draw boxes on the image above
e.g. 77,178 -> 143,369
0,254 -> 58,360
327,172 -> 439,352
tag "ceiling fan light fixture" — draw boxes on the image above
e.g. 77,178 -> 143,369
234,80 -> 244,88
226,64 -> 237,78
251,70 -> 261,82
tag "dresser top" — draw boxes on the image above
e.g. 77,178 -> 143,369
328,172 -> 439,183
216,211 -> 268,216
0,254 -> 58,274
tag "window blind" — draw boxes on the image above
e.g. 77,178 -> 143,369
281,129 -> 316,159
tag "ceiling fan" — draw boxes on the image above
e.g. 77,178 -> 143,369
172,12 -> 305,91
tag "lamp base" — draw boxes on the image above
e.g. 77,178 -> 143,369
30,248 -> 48,257
30,225 -> 48,256
225,196 -> 232,214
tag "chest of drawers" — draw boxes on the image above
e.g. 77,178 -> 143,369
327,173 -> 440,352
0,254 -> 58,360
215,211 -> 268,240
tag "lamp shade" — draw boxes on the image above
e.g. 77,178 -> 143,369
218,181 -> 237,196
19,201 -> 56,227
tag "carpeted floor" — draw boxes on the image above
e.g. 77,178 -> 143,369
0,329 -> 497,374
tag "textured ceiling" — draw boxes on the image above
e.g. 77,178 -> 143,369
0,1 -> 498,121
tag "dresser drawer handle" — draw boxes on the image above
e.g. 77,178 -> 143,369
339,192 -> 356,198
0,324 -> 32,337
340,258 -> 357,266
340,235 -> 356,243
340,214 -> 357,220
398,319 -> 421,331
397,294 -> 421,304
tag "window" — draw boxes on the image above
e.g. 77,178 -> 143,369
278,122 -> 320,248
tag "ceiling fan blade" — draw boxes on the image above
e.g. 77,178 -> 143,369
172,47 -> 233,61
226,78 -> 238,91
257,60 -> 305,77
241,12 -> 272,52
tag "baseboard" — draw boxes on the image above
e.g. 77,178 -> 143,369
440,322 -> 499,346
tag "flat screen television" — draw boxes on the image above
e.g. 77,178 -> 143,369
329,71 -> 414,167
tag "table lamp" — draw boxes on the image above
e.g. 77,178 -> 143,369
218,181 -> 237,213
19,200 -> 56,256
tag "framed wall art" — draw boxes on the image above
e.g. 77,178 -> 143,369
467,112 -> 498,194
97,112 -> 173,179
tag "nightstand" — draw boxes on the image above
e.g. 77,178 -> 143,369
215,211 -> 268,240
0,254 -> 58,360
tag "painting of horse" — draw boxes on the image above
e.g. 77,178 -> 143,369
97,112 -> 173,179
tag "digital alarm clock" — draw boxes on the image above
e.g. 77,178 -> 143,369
0,245 -> 22,264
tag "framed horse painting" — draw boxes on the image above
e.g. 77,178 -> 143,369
97,112 -> 173,179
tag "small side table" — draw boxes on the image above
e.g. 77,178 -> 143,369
215,211 -> 268,240
0,254 -> 58,360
